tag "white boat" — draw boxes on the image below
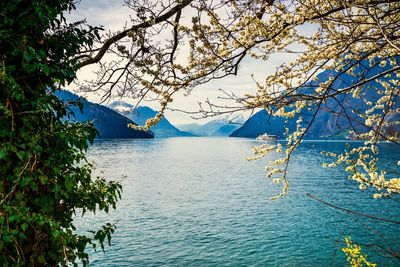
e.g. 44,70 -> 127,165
256,133 -> 278,141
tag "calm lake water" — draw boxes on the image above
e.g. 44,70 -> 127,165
77,138 -> 400,266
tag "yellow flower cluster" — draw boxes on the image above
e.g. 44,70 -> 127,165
342,237 -> 376,267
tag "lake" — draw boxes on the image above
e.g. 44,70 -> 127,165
76,137 -> 400,266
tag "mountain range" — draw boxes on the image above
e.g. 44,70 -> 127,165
55,91 -> 153,139
55,92 -> 245,139
109,101 -> 194,138
177,115 -> 245,136
109,101 -> 247,137
231,60 -> 400,139
56,58 -> 399,141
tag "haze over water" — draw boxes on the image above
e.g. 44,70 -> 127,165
77,138 -> 400,266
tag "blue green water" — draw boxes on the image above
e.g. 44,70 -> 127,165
77,138 -> 400,266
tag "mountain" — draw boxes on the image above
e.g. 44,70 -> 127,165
211,124 -> 242,136
176,123 -> 203,135
231,61 -> 400,139
108,100 -> 133,114
179,115 -> 245,136
55,91 -> 153,139
195,119 -> 228,136
230,110 -> 290,138
109,101 -> 195,138
230,89 -> 375,139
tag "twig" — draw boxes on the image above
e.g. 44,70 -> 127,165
306,193 -> 400,225
0,160 -> 30,206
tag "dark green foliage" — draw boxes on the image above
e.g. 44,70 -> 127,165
0,1 -> 121,265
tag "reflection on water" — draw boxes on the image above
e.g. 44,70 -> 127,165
75,138 -> 399,266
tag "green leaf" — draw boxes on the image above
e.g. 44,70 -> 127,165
21,223 -> 29,231
22,63 -> 36,72
37,255 -> 46,264
9,214 -> 20,223
22,46 -> 35,63
0,149 -> 7,159
39,63 -> 51,75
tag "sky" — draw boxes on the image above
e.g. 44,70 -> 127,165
68,0 -> 297,125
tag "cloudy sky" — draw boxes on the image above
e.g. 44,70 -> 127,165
69,0 -> 295,124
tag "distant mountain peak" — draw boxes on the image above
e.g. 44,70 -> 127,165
211,114 -> 246,124
176,113 -> 246,136
55,91 -> 153,139
228,114 -> 246,124
108,101 -> 194,137
108,101 -> 135,115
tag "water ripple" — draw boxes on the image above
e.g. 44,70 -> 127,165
74,138 -> 400,266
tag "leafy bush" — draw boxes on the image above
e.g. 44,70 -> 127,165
0,1 -> 121,265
